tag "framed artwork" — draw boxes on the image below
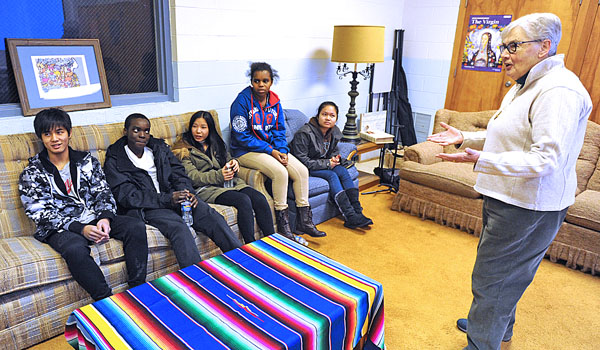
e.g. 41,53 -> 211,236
7,38 -> 111,116
461,15 -> 512,72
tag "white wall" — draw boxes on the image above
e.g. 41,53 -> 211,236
402,0 -> 460,140
1,0 -> 409,138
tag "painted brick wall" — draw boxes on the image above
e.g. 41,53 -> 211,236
1,0 -> 410,138
402,0 -> 460,142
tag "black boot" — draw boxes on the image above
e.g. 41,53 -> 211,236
296,206 -> 326,237
345,188 -> 373,226
334,191 -> 367,229
275,209 -> 309,246
275,208 -> 295,240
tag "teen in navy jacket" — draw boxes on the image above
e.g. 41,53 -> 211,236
229,62 -> 324,240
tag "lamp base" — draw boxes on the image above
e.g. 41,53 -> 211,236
341,132 -> 361,144
341,71 -> 361,144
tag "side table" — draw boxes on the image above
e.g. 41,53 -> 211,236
352,141 -> 384,190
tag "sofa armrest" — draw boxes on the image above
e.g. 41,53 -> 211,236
239,167 -> 267,193
403,141 -> 443,165
338,142 -> 357,160
238,167 -> 275,213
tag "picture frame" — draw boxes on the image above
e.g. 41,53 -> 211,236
7,38 -> 111,116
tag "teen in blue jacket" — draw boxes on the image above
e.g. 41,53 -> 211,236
230,62 -> 324,240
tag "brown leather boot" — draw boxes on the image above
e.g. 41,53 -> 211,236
296,206 -> 326,237
274,209 -> 309,246
275,208 -> 295,240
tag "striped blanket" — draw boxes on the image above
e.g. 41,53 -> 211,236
65,234 -> 385,350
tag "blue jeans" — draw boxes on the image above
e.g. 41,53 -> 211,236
465,196 -> 568,350
310,165 -> 355,196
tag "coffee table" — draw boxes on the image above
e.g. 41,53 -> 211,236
65,233 -> 385,350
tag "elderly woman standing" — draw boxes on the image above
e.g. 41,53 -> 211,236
428,13 -> 592,350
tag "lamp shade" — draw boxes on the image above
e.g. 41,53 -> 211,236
331,25 -> 385,63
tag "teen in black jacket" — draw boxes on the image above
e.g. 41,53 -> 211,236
104,113 -> 242,268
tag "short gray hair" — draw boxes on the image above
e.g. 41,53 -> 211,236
501,13 -> 562,56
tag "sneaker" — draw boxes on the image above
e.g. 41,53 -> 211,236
457,318 -> 467,333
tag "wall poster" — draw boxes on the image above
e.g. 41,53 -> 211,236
462,15 -> 512,72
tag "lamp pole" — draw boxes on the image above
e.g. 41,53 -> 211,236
341,70 -> 361,143
336,63 -> 372,143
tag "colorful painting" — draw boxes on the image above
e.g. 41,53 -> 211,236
462,15 -> 512,72
7,39 -> 110,116
31,55 -> 100,100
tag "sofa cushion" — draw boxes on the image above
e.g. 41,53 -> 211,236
284,109 -> 310,144
400,161 -> 481,198
576,121 -> 600,194
431,109 -> 495,155
566,190 -> 600,231
0,237 -> 75,295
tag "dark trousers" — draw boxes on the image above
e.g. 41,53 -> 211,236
190,197 -> 242,252
141,198 -> 242,268
465,196 -> 568,350
45,215 -> 148,301
215,187 -> 275,243
142,208 -> 201,269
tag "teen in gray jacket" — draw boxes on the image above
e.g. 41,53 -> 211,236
291,101 -> 372,228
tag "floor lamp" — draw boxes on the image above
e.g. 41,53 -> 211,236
332,25 -> 385,143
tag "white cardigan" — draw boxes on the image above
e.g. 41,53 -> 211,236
461,54 -> 592,211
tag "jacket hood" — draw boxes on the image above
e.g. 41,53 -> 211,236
238,86 -> 281,109
307,117 -> 342,141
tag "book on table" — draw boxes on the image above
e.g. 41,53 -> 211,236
359,110 -> 394,144
360,129 -> 394,144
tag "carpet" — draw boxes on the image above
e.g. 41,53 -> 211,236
30,189 -> 600,350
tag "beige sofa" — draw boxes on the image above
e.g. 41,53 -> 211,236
0,111 -> 270,349
391,109 -> 600,275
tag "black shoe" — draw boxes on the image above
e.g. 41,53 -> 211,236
457,318 -> 467,333
296,206 -> 326,237
275,208 -> 295,240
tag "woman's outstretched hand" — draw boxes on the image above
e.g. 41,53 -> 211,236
436,148 -> 480,163
427,122 -> 464,146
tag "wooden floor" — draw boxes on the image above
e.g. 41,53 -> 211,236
358,170 -> 380,190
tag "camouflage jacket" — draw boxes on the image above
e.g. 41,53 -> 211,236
19,148 -> 117,242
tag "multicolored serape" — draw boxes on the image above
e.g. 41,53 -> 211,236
65,234 -> 385,350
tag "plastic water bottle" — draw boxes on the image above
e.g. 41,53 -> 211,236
181,200 -> 193,226
224,165 -> 234,188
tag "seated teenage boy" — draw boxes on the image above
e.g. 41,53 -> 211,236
103,113 -> 242,268
19,108 -> 148,301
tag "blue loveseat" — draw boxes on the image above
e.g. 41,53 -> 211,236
282,109 -> 359,230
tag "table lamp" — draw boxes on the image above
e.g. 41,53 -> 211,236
332,25 -> 385,143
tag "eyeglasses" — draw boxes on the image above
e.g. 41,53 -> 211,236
499,40 -> 542,54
